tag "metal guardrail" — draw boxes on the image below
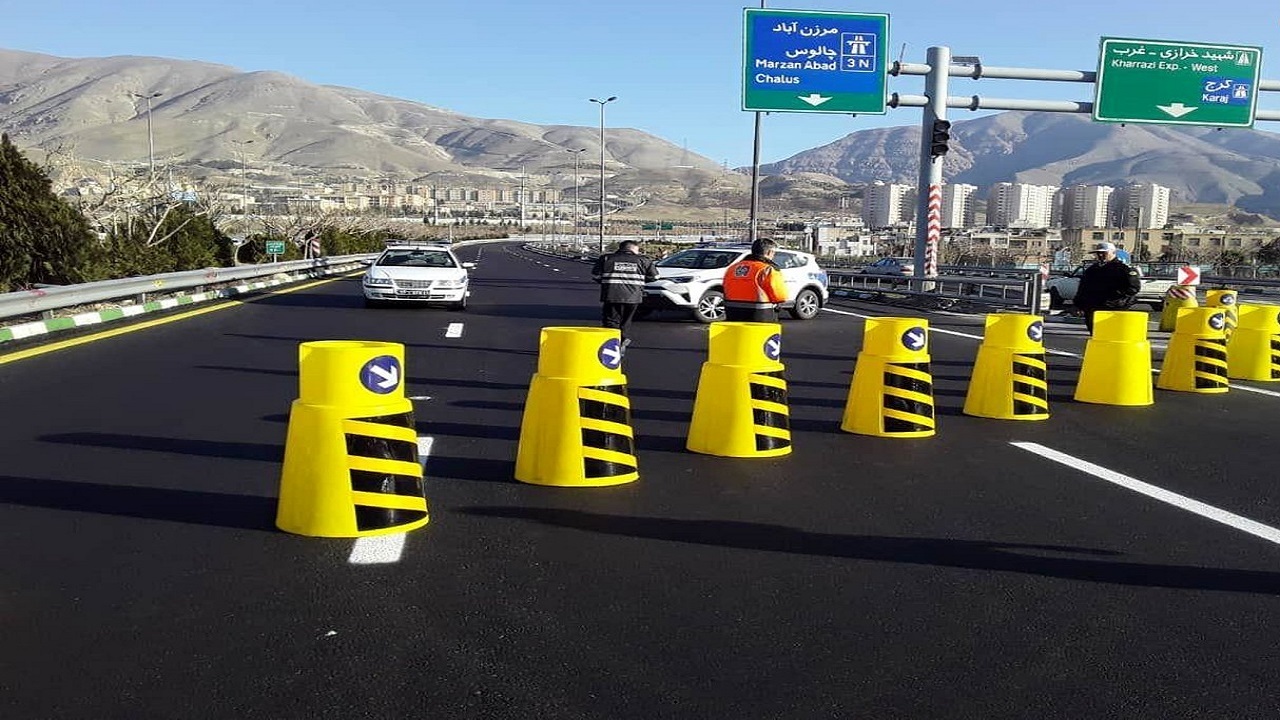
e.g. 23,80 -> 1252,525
0,237 -> 515,324
0,254 -> 377,321
827,269 -> 1047,313
525,241 -> 1048,313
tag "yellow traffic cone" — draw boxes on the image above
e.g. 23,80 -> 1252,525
964,314 -> 1049,420
1158,284 -> 1198,332
515,327 -> 638,486
1157,307 -> 1229,393
842,317 -> 935,437
1226,304 -> 1280,381
687,322 -> 790,457
277,341 -> 429,537
1074,311 -> 1153,406
1206,289 -> 1239,341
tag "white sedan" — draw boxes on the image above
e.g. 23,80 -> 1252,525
362,243 -> 474,309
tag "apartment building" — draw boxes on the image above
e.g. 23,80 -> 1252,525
862,182 -> 913,228
1060,185 -> 1115,228
941,183 -> 977,229
1112,183 -> 1170,229
987,182 -> 1058,228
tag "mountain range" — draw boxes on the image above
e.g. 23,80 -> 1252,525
3,48 -> 1280,219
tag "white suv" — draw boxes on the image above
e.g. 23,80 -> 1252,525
641,245 -> 829,323
362,242 -> 474,309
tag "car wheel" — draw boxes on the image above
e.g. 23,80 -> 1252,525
694,290 -> 725,324
789,287 -> 821,320
450,296 -> 467,311
1048,288 -> 1064,310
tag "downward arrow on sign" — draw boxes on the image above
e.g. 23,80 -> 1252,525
1157,102 -> 1198,118
798,94 -> 831,107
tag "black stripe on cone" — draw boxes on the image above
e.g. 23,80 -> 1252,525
749,371 -> 790,451
1194,340 -> 1229,389
579,384 -> 636,479
345,411 -> 425,532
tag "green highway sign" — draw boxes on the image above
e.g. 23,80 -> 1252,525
742,9 -> 888,114
1094,37 -> 1262,127
265,240 -> 286,255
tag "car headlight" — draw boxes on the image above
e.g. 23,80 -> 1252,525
436,277 -> 468,289
364,275 -> 393,287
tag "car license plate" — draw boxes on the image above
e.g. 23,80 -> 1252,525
399,290 -> 429,297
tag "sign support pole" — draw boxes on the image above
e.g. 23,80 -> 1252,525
914,45 -> 950,285
747,0 -> 765,246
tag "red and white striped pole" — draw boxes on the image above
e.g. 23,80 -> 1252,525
913,46 -> 950,285
925,184 -> 942,278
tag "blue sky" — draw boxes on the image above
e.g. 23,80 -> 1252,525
3,0 -> 1277,167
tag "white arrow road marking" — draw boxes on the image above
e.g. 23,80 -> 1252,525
370,364 -> 399,389
1013,442 -> 1280,546
798,93 -> 832,106
445,323 -> 464,338
1157,102 -> 1198,118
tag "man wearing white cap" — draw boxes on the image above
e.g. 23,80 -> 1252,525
1074,241 -> 1141,333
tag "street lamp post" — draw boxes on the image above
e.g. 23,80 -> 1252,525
233,139 -> 255,232
589,96 -> 616,253
129,91 -> 163,181
566,148 -> 586,247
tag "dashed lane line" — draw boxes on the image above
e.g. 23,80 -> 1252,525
1012,441 -> 1280,547
445,322 -> 465,338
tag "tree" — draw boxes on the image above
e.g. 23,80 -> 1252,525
0,134 -> 104,291
1254,238 -> 1280,265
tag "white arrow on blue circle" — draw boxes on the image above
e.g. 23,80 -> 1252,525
361,355 -> 402,394
1028,322 -> 1044,342
1209,314 -> 1226,330
903,328 -> 927,351
598,339 -> 623,369
764,334 -> 782,360
370,363 -> 399,389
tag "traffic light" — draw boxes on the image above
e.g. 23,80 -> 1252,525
930,119 -> 952,158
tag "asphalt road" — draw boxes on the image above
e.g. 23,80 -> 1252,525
1,241 -> 1278,719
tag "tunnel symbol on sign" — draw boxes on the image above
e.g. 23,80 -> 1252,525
360,356 -> 401,395
1209,313 -> 1226,331
598,338 -> 623,370
763,334 -> 781,361
1027,321 -> 1044,343
901,327 -> 927,351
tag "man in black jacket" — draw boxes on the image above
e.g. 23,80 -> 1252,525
591,240 -> 659,350
1075,241 -> 1141,334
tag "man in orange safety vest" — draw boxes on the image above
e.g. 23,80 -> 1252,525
722,238 -> 789,322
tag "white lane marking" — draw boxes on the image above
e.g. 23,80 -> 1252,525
417,435 -> 434,469
822,308 -> 1280,398
347,436 -> 433,566
445,322 -> 464,338
1232,383 -> 1280,398
1012,442 -> 1280,546
408,395 -> 433,401
821,307 -> 1082,358
348,534 -> 406,565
